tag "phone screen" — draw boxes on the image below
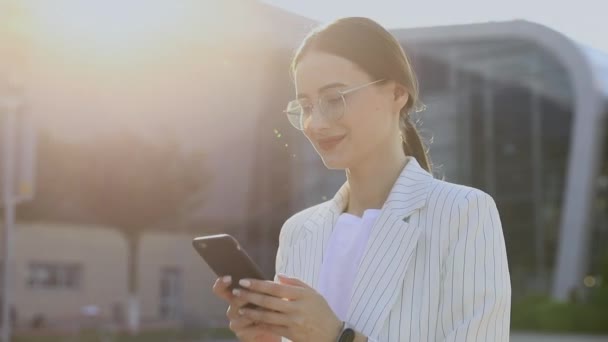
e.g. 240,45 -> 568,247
192,234 -> 267,291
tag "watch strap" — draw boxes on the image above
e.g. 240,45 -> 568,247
336,321 -> 355,342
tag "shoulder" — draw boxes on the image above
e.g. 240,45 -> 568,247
278,201 -> 330,249
424,178 -> 499,235
425,178 -> 501,244
426,177 -> 496,211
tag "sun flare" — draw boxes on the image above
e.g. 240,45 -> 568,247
21,0 -> 204,61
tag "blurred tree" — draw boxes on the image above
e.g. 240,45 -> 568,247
19,131 -> 210,333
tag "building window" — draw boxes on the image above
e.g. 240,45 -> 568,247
159,267 -> 182,320
27,262 -> 82,290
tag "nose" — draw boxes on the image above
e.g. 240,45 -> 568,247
303,106 -> 331,132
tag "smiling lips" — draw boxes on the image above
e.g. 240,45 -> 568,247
317,135 -> 346,151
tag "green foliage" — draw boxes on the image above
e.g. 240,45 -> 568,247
13,328 -> 234,342
512,252 -> 608,334
512,294 -> 608,334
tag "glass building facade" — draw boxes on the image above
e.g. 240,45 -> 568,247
253,20 -> 608,301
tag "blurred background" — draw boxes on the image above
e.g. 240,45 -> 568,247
0,0 -> 607,341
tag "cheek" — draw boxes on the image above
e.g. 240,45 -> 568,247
348,107 -> 393,148
346,113 -> 379,146
354,103 -> 389,130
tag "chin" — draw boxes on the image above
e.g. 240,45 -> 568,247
320,154 -> 351,170
313,140 -> 356,169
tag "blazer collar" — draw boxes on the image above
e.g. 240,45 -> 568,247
328,156 -> 434,217
298,156 -> 434,336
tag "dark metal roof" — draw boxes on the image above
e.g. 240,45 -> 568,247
390,20 -> 608,108
580,45 -> 608,98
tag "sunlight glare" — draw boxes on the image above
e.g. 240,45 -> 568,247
24,0 -> 198,60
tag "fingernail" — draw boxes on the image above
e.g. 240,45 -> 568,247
239,279 -> 251,288
232,289 -> 240,296
222,276 -> 231,284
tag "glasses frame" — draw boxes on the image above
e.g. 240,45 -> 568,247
284,79 -> 386,130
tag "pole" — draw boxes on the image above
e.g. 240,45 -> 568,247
482,76 -> 496,195
530,58 -> 545,291
1,107 -> 16,342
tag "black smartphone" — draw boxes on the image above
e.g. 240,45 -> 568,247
193,234 -> 268,308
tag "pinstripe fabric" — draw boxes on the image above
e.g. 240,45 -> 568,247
275,157 -> 511,341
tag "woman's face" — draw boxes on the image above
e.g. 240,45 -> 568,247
294,51 -> 407,170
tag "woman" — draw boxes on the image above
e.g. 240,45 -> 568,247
213,17 -> 511,342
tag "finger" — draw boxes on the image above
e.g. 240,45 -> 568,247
238,278 -> 305,300
228,316 -> 255,331
226,297 -> 251,320
235,327 -> 269,341
232,288 -> 293,313
277,274 -> 310,288
233,322 -> 282,340
239,307 -> 290,326
255,323 -> 291,339
212,276 -> 233,301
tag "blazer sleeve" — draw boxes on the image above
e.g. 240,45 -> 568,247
437,190 -> 511,342
274,221 -> 291,282
274,210 -> 304,281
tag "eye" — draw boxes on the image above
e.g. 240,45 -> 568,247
321,93 -> 343,110
300,103 -> 313,115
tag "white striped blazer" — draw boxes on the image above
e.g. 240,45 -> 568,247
275,156 -> 511,341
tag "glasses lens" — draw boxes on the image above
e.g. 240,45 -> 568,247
285,100 -> 304,130
319,92 -> 345,121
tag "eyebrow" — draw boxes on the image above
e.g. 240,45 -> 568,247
297,82 -> 347,99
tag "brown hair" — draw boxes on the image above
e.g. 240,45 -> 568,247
290,17 -> 432,173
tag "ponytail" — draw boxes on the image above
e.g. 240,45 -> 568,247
400,112 -> 431,173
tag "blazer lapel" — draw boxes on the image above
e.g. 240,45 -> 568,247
346,157 -> 434,337
296,183 -> 349,288
293,156 -> 434,338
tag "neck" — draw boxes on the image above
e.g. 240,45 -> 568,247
344,139 -> 408,217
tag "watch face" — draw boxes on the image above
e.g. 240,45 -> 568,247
338,328 -> 355,342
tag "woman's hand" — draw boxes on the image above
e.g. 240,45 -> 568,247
212,276 -> 281,342
233,274 -> 343,342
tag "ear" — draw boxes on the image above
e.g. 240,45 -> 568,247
392,82 -> 409,114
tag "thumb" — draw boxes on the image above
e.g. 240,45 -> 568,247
277,274 -> 310,288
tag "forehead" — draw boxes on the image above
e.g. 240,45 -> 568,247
294,51 -> 370,96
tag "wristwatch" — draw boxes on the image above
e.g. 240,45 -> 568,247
336,321 -> 355,342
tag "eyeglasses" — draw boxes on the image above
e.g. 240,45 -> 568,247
283,79 -> 385,130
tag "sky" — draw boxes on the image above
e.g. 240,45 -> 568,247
261,0 -> 608,53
